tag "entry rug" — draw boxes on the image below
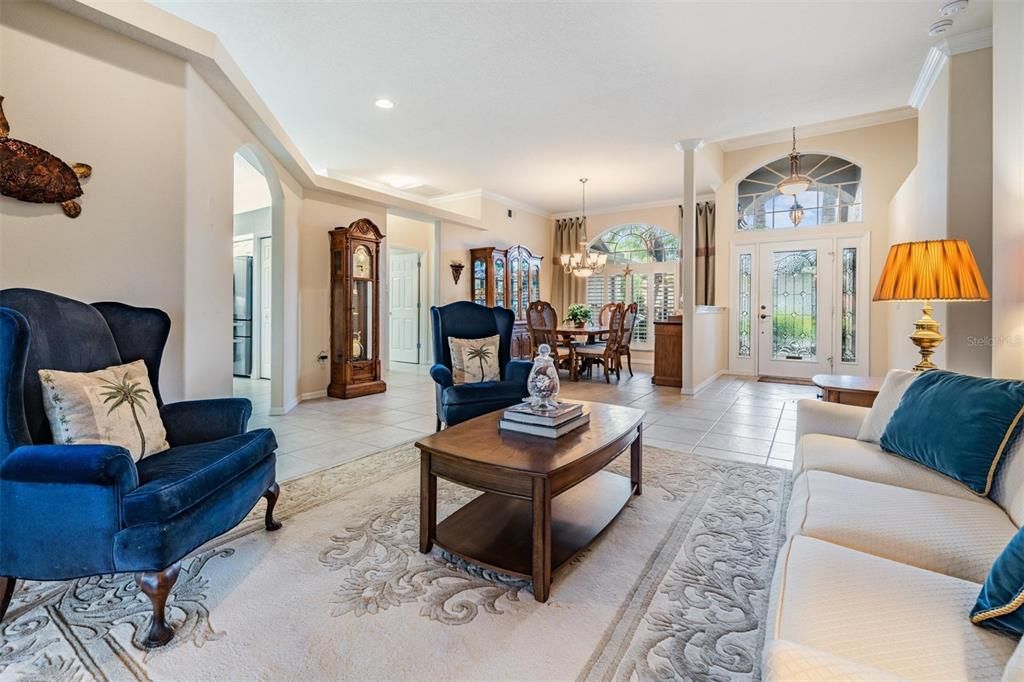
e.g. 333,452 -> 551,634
0,444 -> 791,681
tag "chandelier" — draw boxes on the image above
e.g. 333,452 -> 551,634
560,178 -> 607,278
777,127 -> 812,196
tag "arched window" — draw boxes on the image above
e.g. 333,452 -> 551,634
588,224 -> 680,263
584,224 -> 679,351
737,154 -> 862,230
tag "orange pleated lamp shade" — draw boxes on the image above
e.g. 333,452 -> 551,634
873,239 -> 990,302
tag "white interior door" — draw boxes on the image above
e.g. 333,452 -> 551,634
259,237 -> 272,379
756,239 -> 834,378
389,250 -> 420,364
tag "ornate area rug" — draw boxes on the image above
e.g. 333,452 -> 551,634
0,443 -> 791,681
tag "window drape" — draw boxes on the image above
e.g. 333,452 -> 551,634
551,217 -> 586,318
679,202 -> 717,306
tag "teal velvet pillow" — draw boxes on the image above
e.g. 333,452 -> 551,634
879,370 -> 1024,495
973,525 -> 1024,635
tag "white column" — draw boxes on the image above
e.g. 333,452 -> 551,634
675,139 -> 703,394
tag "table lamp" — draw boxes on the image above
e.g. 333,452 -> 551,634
873,239 -> 990,371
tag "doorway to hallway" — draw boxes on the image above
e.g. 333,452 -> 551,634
389,249 -> 422,364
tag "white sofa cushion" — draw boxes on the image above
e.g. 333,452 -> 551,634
795,433 -> 980,502
1004,638 -> 1024,682
857,369 -> 918,443
772,536 -> 1018,680
763,640 -> 906,682
788,471 -> 1016,582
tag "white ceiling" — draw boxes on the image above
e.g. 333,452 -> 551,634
153,1 -> 991,213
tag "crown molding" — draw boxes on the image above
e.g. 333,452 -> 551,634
945,27 -> 993,56
717,107 -> 917,152
908,27 -> 992,108
428,189 -> 551,219
44,0 -> 483,230
908,46 -> 948,109
549,193 -> 716,220
674,138 -> 705,152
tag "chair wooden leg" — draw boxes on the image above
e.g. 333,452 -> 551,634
627,349 -> 633,376
0,576 -> 17,624
604,357 -> 611,383
263,482 -> 283,531
435,417 -> 442,432
135,563 -> 181,649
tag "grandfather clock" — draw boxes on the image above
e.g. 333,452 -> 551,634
328,218 -> 386,398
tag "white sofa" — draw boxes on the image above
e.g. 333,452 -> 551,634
763,399 -> 1024,682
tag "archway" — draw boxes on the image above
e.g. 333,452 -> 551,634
233,144 -> 286,415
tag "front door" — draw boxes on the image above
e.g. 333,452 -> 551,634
756,239 -> 834,379
389,250 -> 421,364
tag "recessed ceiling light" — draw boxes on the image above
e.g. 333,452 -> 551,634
375,98 -> 394,109
940,0 -> 969,17
928,18 -> 954,36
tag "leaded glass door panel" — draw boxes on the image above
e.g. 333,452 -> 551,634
757,239 -> 834,378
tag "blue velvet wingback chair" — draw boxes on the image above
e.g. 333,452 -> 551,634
0,289 -> 281,649
430,301 -> 532,429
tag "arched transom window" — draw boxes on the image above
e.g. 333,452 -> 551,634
588,224 -> 679,264
737,154 -> 862,230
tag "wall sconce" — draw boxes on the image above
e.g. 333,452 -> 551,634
450,261 -> 465,285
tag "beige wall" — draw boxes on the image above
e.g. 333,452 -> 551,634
888,49 -> 994,377
717,118 -> 919,375
298,192 -> 386,397
0,0 -> 189,399
692,307 -> 728,389
0,1 -> 398,412
993,2 -> 1024,379
440,197 -> 552,304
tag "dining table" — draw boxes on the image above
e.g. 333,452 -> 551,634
554,324 -> 610,344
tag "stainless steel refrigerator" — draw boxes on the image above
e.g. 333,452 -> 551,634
233,256 -> 253,377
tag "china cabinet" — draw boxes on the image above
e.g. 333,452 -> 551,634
328,218 -> 386,398
469,245 -> 542,358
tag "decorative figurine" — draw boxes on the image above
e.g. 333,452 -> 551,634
0,96 -> 92,218
526,344 -> 561,410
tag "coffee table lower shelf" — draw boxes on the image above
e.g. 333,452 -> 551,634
434,470 -> 634,579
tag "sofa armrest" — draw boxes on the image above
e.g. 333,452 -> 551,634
505,359 -> 533,385
1,443 -> 138,490
795,399 -> 869,442
160,398 -> 252,447
430,364 -> 454,389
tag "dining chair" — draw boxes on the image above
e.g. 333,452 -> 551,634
525,301 -> 576,380
573,303 -> 625,383
596,302 -> 617,341
617,303 -> 638,376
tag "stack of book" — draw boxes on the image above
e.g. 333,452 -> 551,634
498,401 -> 590,439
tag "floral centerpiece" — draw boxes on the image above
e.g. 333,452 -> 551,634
565,304 -> 592,329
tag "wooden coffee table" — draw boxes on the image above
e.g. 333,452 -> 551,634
415,401 -> 644,602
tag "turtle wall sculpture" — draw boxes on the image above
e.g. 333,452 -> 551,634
0,96 -> 91,218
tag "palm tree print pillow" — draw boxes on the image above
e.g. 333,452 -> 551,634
448,335 -> 501,385
38,359 -> 169,461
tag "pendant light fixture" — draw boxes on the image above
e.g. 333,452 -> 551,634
789,198 -> 805,226
777,126 -> 812,196
560,178 -> 607,278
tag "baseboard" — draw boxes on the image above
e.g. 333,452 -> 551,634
300,389 -> 328,401
683,369 -> 726,396
269,396 -> 300,416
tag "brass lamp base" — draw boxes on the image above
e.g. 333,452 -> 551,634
910,301 -> 944,371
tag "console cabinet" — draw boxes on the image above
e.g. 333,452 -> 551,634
469,245 -> 542,359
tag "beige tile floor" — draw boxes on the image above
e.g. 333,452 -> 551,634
234,362 -> 815,483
